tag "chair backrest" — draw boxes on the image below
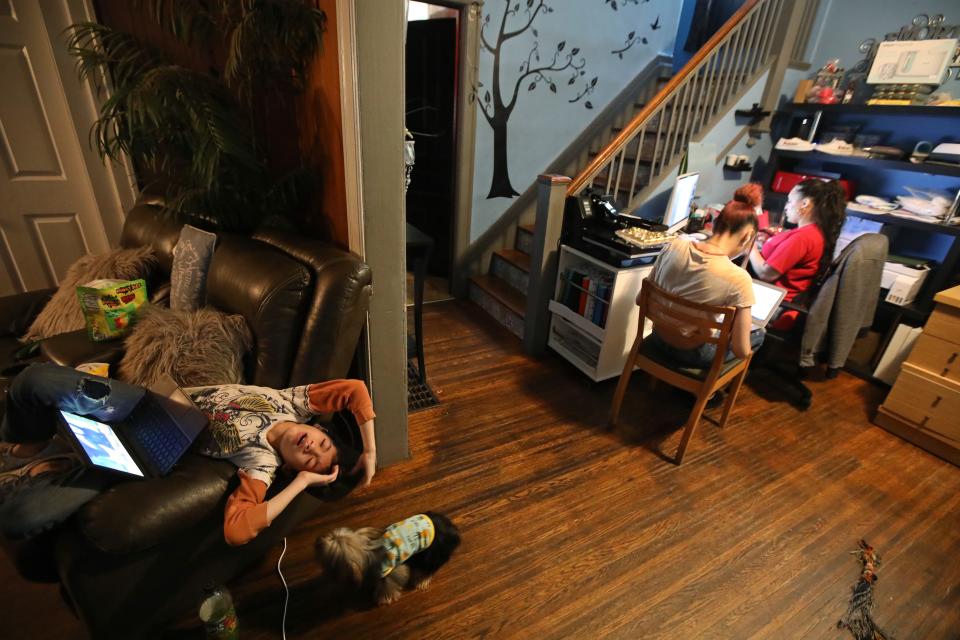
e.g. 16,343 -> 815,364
638,278 -> 738,355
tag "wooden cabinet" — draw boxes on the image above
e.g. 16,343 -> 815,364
875,284 -> 960,465
547,244 -> 653,382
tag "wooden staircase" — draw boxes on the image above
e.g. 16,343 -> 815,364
468,224 -> 534,338
466,74 -> 669,338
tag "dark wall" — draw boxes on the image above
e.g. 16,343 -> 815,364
92,0 -> 350,248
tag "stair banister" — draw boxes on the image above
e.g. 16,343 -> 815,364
567,0 -> 762,196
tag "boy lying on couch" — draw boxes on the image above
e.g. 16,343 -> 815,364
0,363 -> 376,545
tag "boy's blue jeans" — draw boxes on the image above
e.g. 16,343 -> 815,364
0,363 -> 144,539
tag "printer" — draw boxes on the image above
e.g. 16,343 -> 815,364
928,142 -> 960,167
560,172 -> 700,267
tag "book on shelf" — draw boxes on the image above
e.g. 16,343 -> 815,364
557,267 -> 615,328
578,275 -> 589,315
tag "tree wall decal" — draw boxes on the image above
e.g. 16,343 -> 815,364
474,0 -> 596,199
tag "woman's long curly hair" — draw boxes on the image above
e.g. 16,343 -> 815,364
796,179 -> 847,281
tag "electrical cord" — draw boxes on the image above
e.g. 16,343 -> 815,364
277,536 -> 289,640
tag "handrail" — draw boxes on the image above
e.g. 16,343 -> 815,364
568,0 -> 763,196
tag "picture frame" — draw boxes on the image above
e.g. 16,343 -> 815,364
867,38 -> 958,84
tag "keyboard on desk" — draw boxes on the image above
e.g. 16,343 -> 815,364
126,404 -> 190,473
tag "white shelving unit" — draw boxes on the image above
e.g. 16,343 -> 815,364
548,244 -> 654,381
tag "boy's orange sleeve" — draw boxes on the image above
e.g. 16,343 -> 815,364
223,472 -> 270,546
307,379 -> 376,424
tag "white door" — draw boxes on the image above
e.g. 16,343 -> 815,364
0,0 -> 131,296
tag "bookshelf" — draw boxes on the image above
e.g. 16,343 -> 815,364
548,244 -> 653,381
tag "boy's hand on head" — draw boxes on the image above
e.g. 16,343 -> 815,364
296,465 -> 339,488
351,450 -> 377,487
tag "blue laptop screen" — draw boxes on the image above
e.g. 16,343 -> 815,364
60,410 -> 144,477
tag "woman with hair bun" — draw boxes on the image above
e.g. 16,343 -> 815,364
749,178 -> 846,330
646,183 -> 765,368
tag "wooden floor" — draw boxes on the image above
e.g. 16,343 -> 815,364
4,300 -> 960,639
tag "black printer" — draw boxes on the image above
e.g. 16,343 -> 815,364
561,190 -> 665,267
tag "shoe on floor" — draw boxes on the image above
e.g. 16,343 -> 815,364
816,139 -> 855,155
775,137 -> 814,152
0,439 -> 69,473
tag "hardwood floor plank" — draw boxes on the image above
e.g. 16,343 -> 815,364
3,300 -> 959,639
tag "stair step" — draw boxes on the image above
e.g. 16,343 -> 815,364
491,249 -> 530,295
588,148 -> 654,166
516,224 -> 535,255
469,275 -> 526,339
495,248 -> 531,272
469,275 -> 527,317
592,164 -> 652,195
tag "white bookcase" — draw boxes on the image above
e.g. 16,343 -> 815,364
547,244 -> 654,382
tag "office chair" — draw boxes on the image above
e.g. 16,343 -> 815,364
752,232 -> 889,410
609,279 -> 754,465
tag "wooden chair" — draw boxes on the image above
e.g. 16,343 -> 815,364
609,279 -> 754,464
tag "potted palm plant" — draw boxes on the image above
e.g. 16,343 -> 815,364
68,0 -> 326,232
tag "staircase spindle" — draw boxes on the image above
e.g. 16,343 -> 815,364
628,126 -> 647,204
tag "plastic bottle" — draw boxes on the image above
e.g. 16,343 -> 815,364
199,583 -> 240,640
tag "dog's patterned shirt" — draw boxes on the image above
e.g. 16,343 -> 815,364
380,514 -> 436,577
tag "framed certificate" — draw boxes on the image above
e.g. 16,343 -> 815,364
867,38 -> 958,84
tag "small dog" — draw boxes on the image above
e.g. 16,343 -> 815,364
315,511 -> 460,605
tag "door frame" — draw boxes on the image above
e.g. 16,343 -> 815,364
405,0 -> 482,298
64,0 -> 140,242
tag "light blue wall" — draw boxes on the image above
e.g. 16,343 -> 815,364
782,0 -> 960,103
688,70 -> 773,208
470,0 -> 683,242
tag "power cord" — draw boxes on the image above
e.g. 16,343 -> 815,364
277,536 -> 289,640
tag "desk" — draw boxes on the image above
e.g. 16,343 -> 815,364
406,223 -> 433,383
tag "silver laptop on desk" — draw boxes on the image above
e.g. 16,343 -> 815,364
751,280 -> 788,328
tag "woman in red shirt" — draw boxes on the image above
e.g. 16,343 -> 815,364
748,179 -> 846,330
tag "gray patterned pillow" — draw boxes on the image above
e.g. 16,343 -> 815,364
169,225 -> 217,311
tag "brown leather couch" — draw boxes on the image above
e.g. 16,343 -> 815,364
0,203 -> 372,637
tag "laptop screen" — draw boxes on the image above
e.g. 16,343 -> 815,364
751,281 -> 787,325
60,410 -> 144,477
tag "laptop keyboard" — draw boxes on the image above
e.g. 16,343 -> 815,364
127,405 -> 190,474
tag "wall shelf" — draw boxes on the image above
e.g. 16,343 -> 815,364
760,104 -> 960,378
845,208 -> 960,237
780,103 -> 960,117
774,149 -> 960,178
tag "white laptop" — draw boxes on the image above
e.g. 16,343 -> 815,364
750,280 -> 788,328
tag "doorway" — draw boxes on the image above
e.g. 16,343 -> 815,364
405,2 -> 459,306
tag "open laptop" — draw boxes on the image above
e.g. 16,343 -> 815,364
57,374 -> 208,479
750,280 -> 788,328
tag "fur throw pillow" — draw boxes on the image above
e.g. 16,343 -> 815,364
22,247 -> 157,342
117,305 -> 252,388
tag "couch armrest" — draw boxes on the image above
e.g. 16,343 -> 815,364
40,329 -> 127,367
78,454 -> 235,553
0,289 -> 55,338
252,229 -> 372,384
